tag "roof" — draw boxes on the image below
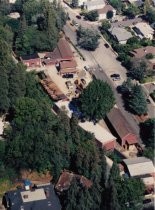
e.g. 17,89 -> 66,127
123,157 -> 155,177
0,118 -> 4,136
60,60 -> 77,69
131,46 -> 155,58
109,27 -> 132,42
57,38 -> 73,59
4,183 -> 61,210
111,17 -> 142,28
79,121 -> 116,145
134,22 -> 154,36
86,0 -> 105,7
8,12 -> 20,19
107,107 -> 138,144
55,171 -> 92,192
21,54 -> 39,61
141,176 -> 155,186
98,5 -> 115,14
55,101 -> 116,145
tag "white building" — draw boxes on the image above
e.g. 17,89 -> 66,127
133,22 -> 154,40
97,5 -> 116,20
85,0 -> 105,11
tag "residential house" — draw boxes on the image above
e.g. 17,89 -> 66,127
132,22 -> 154,40
20,54 -> 41,68
108,26 -> 133,44
122,157 -> 155,192
106,107 -> 138,148
85,0 -> 105,11
54,101 -> 117,151
97,5 -> 116,20
55,170 -> 92,193
3,183 -> 61,210
42,38 -> 74,66
111,17 -> 142,28
59,60 -> 78,75
130,46 -> 155,69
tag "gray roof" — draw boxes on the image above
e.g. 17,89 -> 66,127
4,183 -> 61,210
109,27 -> 132,42
86,0 -> 105,7
123,157 -> 155,177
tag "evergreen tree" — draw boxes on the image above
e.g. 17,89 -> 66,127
128,84 -> 147,115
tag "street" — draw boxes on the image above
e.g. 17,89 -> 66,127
62,7 -> 141,140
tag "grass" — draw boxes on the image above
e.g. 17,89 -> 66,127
141,76 -> 155,84
0,178 -> 12,198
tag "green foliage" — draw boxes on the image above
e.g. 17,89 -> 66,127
109,0 -> 122,12
107,10 -> 114,19
129,59 -> 148,82
146,8 -> 155,24
100,20 -> 111,32
123,5 -> 139,18
140,118 -> 155,148
145,53 -> 154,59
143,147 -> 154,162
128,84 -> 147,115
78,79 -> 115,121
77,26 -> 100,51
84,10 -> 99,21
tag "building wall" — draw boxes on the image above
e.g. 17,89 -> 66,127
86,3 -> 105,11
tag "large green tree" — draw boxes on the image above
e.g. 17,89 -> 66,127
77,26 -> 100,51
128,84 -> 147,115
84,10 -> 99,21
78,79 -> 115,121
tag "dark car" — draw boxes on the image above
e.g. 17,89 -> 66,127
110,74 -> 121,81
62,74 -> 74,79
76,15 -> 81,19
104,43 -> 110,48
143,199 -> 152,204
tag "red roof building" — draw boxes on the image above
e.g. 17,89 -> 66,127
20,53 -> 41,68
42,38 -> 74,66
107,107 -> 138,148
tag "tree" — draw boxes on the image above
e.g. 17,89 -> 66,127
140,118 -> 155,148
78,79 -> 115,121
77,26 -> 100,51
109,0 -> 122,12
128,84 -> 147,115
100,20 -> 111,34
146,8 -> 155,24
124,5 -> 139,18
84,10 -> 99,21
107,10 -> 113,19
72,0 -> 79,8
129,59 -> 148,82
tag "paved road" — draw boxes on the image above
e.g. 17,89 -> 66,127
63,4 -> 141,141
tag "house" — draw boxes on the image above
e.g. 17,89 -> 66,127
54,101 -> 116,151
3,183 -> 61,210
55,170 -> 92,193
20,54 -> 41,68
111,17 -> 142,28
132,22 -> 154,40
59,60 -> 78,75
85,0 -> 105,11
108,27 -> 133,44
42,38 -> 74,66
122,157 -> 155,177
130,46 -> 155,69
97,5 -> 116,20
106,107 -> 138,148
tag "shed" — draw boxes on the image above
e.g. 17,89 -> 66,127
106,107 -> 138,147
122,157 -> 155,177
20,53 -> 41,68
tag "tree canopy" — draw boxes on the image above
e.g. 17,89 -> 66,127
77,26 -> 100,51
78,79 -> 115,121
84,10 -> 99,21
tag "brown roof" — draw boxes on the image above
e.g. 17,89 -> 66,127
60,68 -> 78,74
107,107 -> 137,140
60,60 -> 77,69
55,171 -> 92,192
57,38 -> 73,59
131,46 -> 155,59
98,5 -> 115,14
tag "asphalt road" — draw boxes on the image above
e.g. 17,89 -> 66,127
63,4 -> 141,141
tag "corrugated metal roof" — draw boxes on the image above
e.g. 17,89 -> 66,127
123,157 -> 155,177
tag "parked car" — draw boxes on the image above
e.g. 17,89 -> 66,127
62,74 -> 74,79
76,15 -> 81,19
110,74 -> 121,81
84,66 -> 89,71
104,43 -> 110,48
146,98 -> 151,104
75,22 -> 79,27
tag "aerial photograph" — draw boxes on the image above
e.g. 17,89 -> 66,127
0,0 -> 154,209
